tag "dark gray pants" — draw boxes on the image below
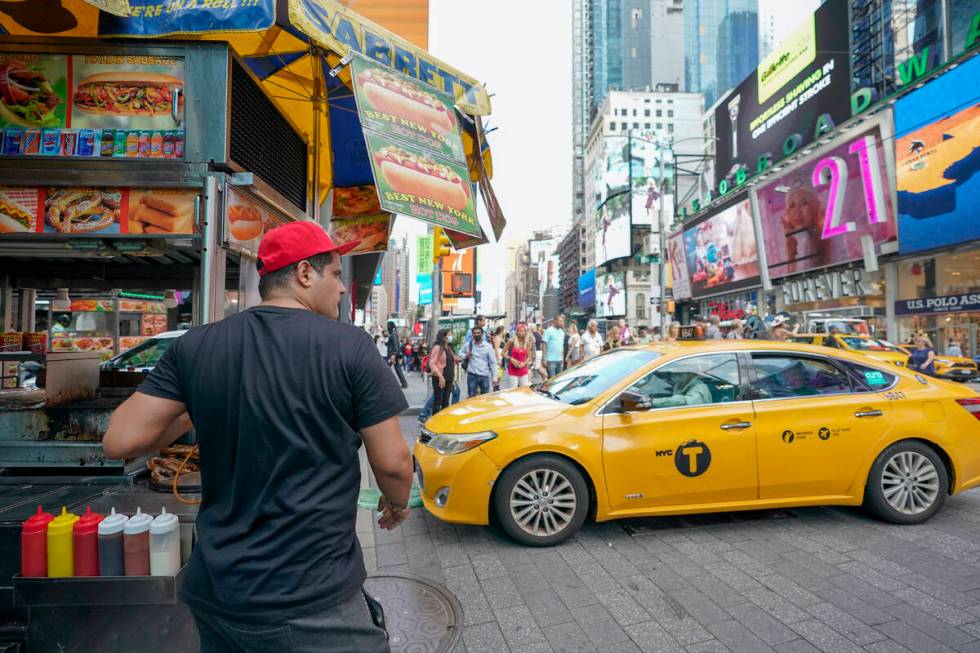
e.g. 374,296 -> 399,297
191,588 -> 389,653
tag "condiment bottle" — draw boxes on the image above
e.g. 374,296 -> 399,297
21,506 -> 54,577
72,506 -> 104,577
98,508 -> 128,577
123,507 -> 152,576
149,508 -> 180,576
47,507 -> 79,578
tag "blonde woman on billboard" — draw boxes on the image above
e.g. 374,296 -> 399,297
781,186 -> 828,274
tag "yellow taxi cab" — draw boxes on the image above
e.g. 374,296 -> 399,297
415,340 -> 980,546
895,345 -> 980,382
789,334 -> 910,368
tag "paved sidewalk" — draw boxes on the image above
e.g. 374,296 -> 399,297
359,376 -> 980,652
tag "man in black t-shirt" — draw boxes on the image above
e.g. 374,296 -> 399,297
104,221 -> 413,652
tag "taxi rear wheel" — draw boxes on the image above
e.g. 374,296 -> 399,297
864,441 -> 948,525
494,455 -> 588,546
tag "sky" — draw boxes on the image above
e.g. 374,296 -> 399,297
393,0 -> 820,314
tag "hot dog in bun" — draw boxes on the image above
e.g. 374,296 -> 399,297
358,67 -> 456,135
227,203 -> 263,242
374,146 -> 470,212
0,193 -> 33,233
73,72 -> 183,117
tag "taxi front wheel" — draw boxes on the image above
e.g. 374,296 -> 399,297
494,455 -> 588,546
864,441 -> 948,525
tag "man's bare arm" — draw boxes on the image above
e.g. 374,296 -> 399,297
361,416 -> 414,530
103,392 -> 191,459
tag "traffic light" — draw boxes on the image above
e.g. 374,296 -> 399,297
432,227 -> 452,263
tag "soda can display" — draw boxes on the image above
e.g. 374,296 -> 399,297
23,130 -> 41,155
2,129 -> 23,155
77,129 -> 96,157
40,130 -> 60,156
60,131 -> 77,157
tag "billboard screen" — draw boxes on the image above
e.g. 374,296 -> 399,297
593,136 -> 629,209
713,0 -> 851,181
756,123 -> 897,279
682,194 -> 760,298
668,232 -> 692,300
596,270 -> 626,318
895,54 -> 980,254
629,136 -> 672,226
595,193 -> 631,266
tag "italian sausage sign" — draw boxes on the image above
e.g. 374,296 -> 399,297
352,53 -> 481,237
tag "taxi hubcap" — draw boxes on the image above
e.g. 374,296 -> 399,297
510,469 -> 576,537
881,451 -> 940,515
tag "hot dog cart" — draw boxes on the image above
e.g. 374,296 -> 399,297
0,2 -> 501,650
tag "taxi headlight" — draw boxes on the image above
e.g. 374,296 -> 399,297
427,431 -> 497,455
936,358 -> 953,366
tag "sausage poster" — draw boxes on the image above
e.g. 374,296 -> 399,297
363,130 -> 481,237
351,53 -> 465,164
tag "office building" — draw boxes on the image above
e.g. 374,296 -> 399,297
684,0 -> 759,108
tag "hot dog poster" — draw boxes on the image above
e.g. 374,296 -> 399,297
0,51 -> 185,159
363,131 -> 481,237
0,185 -> 198,236
351,53 -> 465,164
224,186 -> 296,258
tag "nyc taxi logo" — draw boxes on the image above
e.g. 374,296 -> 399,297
655,440 -> 712,477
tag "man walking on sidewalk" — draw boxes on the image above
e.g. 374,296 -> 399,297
461,325 -> 498,397
387,321 -> 409,389
542,315 -> 566,378
103,222 -> 413,652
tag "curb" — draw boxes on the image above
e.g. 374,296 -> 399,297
401,406 -> 423,416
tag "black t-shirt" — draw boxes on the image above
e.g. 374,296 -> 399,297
138,306 -> 407,621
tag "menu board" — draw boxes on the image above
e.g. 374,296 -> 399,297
0,52 -> 185,160
0,186 -> 197,236
224,186 -> 294,257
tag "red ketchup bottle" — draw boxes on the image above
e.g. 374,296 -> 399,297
21,506 -> 54,577
73,506 -> 104,577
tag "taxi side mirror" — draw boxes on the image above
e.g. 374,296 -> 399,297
619,391 -> 652,412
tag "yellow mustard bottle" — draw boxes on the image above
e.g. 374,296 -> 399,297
47,507 -> 79,578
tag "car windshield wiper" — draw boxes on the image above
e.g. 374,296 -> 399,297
534,385 -> 560,401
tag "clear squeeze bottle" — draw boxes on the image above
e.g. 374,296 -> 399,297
73,506 -> 104,577
47,507 -> 79,578
149,507 -> 180,576
98,508 -> 127,576
123,507 -> 152,576
21,506 -> 54,577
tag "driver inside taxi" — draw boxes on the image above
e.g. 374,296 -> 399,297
651,370 -> 712,407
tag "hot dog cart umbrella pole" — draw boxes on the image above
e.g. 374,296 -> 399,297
0,2 -> 501,650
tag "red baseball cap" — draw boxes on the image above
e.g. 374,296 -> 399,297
256,221 -> 360,276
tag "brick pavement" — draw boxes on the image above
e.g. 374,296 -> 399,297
360,376 -> 980,653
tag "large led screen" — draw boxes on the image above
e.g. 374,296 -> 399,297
596,270 -> 627,318
683,194 -> 760,298
595,193 -> 631,267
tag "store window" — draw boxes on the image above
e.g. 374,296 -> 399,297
636,293 -> 646,320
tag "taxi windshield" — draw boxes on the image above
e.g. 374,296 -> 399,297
840,336 -> 901,352
537,349 -> 661,405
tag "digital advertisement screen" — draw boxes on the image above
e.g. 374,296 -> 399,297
894,54 -> 980,254
755,123 -> 897,279
595,192 -> 631,267
596,270 -> 626,318
667,232 -> 691,300
629,136 -> 672,226
682,194 -> 760,298
713,0 -> 851,183
593,136 -> 629,209
579,268 -> 596,308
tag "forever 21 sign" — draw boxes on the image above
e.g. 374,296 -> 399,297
896,293 -> 980,316
781,268 -> 876,306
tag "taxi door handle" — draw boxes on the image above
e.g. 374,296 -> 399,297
855,410 -> 883,418
720,421 -> 752,430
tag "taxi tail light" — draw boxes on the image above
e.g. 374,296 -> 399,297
955,398 -> 980,421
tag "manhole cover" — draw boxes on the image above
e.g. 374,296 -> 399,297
621,509 -> 795,536
364,573 -> 462,653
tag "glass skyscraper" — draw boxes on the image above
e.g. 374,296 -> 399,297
684,0 -> 759,108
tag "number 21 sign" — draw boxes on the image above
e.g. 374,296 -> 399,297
756,124 -> 897,280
